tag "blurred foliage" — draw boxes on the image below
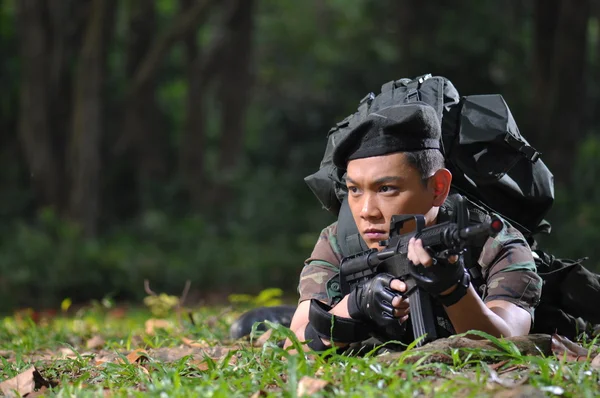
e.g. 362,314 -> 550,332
228,288 -> 284,308
0,0 -> 599,311
0,208 -> 315,312
540,134 -> 600,261
144,293 -> 180,318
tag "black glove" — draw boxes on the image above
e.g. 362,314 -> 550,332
347,273 -> 402,329
408,251 -> 467,296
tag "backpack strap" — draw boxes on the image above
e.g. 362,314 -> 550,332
337,196 -> 369,257
438,193 -> 489,293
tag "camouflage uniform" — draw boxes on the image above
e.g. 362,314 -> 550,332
298,219 -> 542,322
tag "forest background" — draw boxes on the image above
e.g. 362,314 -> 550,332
1,0 -> 599,312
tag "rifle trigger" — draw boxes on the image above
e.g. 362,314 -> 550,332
403,279 -> 418,297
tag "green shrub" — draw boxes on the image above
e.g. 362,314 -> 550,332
0,208 -> 316,313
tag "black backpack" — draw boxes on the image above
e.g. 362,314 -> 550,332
304,74 -> 555,239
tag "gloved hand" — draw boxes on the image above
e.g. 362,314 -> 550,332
347,273 -> 408,330
407,237 -> 467,296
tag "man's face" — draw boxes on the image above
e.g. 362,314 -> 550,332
345,152 -> 439,250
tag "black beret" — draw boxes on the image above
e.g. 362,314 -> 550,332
332,103 -> 441,169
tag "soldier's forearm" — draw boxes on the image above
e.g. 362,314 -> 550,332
285,296 -> 354,352
443,285 -> 516,338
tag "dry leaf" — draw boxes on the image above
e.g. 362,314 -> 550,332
190,353 -> 237,371
591,353 -> 600,369
86,335 -> 106,350
145,319 -> 173,335
95,357 -> 109,365
297,376 -> 328,397
253,329 -> 273,347
125,349 -> 149,364
181,337 -> 210,348
190,360 -> 210,371
551,334 -> 590,361
0,366 -> 51,397
57,347 -> 77,359
250,391 -> 267,398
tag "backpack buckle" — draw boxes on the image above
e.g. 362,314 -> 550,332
406,88 -> 420,102
503,134 -> 541,163
359,92 -> 375,106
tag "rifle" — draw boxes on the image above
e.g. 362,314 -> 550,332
339,196 -> 504,346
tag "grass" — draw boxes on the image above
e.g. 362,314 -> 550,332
0,301 -> 598,397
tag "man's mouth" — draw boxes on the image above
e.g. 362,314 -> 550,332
363,228 -> 387,240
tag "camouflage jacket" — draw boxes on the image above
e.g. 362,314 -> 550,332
298,219 -> 542,321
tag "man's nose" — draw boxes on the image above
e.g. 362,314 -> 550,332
360,193 -> 381,219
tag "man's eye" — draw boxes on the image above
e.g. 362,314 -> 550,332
379,185 -> 396,193
348,186 -> 359,194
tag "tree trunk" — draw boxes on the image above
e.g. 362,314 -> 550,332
208,0 -> 256,206
121,0 -> 166,210
532,0 -> 590,185
531,0 -> 560,147
179,0 -> 206,209
110,0 -> 217,211
179,0 -> 236,209
47,1 -> 89,183
15,0 -> 63,211
128,0 -> 219,98
68,0 -> 115,237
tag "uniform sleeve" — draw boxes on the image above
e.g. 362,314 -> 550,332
477,222 -> 542,321
297,222 -> 343,305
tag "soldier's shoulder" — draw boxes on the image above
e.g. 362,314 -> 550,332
478,215 -> 534,270
482,215 -> 528,251
317,221 -> 342,252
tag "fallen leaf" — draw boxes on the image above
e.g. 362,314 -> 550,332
0,366 -> 51,397
591,353 -> 600,369
551,334 -> 590,361
86,335 -> 106,350
95,357 -> 109,365
190,353 -> 237,371
190,360 -> 210,371
145,318 -> 173,335
125,349 -> 149,364
181,337 -> 210,348
297,376 -> 328,397
253,329 -> 273,347
58,347 -> 77,359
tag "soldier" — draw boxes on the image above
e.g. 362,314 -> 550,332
284,102 -> 542,352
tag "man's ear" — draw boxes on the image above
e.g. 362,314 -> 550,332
429,168 -> 452,207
